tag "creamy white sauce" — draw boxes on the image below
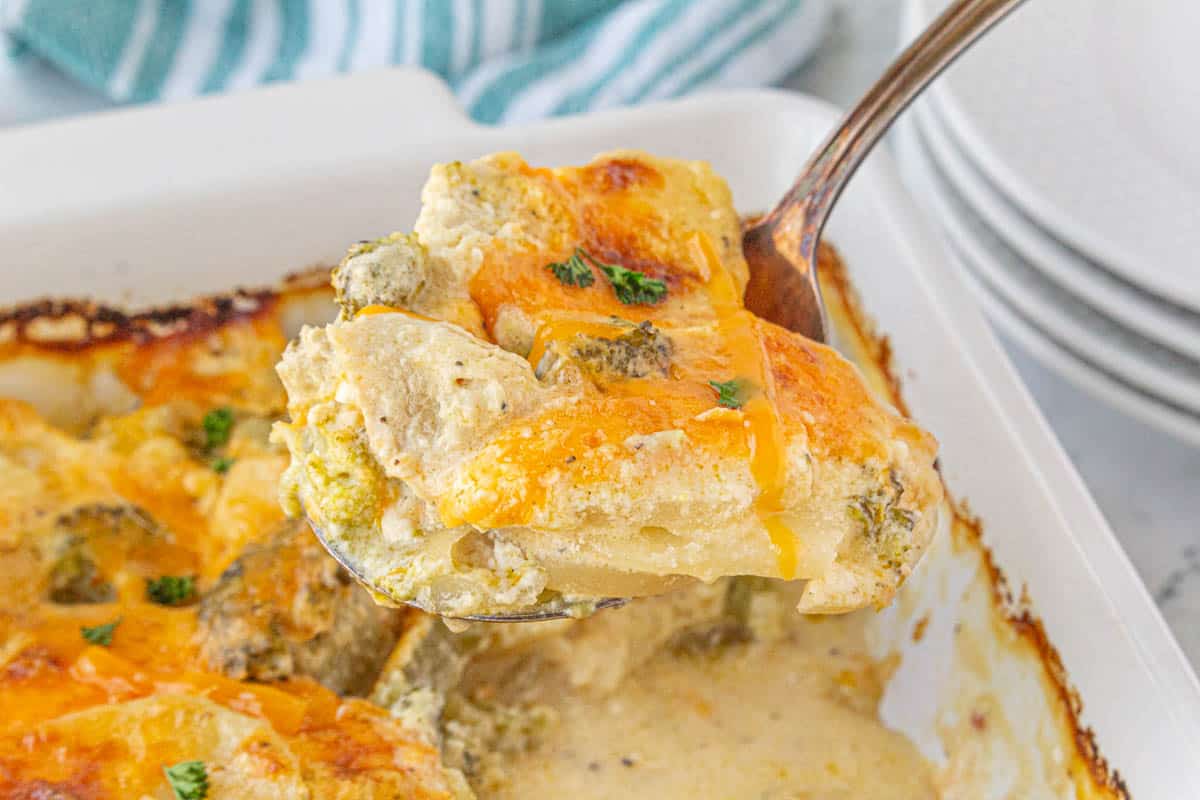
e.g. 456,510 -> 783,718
453,585 -> 936,799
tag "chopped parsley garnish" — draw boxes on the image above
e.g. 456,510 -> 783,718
546,247 -> 668,305
597,262 -> 667,305
546,248 -> 597,288
164,760 -> 209,800
201,407 -> 235,449
147,575 -> 196,606
80,616 -> 121,646
211,456 -> 235,474
709,378 -> 753,409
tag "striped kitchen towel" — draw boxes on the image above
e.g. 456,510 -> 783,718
0,0 -> 831,124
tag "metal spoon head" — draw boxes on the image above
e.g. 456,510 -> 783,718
306,514 -> 627,623
451,596 -> 629,624
741,0 -> 1028,344
741,217 -> 829,343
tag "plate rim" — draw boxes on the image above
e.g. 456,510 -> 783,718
912,93 -> 1200,362
911,0 -> 1200,311
962,264 -> 1200,449
894,115 -> 1200,442
901,110 -> 1200,413
900,124 -> 1200,445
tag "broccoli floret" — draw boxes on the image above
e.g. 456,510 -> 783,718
333,233 -> 430,318
570,320 -> 673,379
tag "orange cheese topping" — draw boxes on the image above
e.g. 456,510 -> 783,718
0,300 -> 454,796
453,154 -> 805,575
0,603 -> 330,735
698,233 -> 796,578
355,304 -> 438,321
116,316 -> 287,409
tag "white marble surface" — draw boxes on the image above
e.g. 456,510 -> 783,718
783,0 -> 1200,665
3,1 -> 1197,666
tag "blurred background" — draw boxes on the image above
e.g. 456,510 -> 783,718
2,0 -> 1197,660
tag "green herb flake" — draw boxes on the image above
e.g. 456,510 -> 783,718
211,456 -> 235,475
546,249 -> 596,288
80,616 -> 122,646
146,575 -> 196,606
709,378 -> 753,409
164,760 -> 209,800
201,407 -> 235,450
547,247 -> 668,305
597,262 -> 668,305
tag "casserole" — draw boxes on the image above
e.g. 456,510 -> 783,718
1,68 -> 1197,797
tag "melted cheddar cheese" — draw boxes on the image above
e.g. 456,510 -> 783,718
0,301 -> 464,799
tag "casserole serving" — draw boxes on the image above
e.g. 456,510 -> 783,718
276,149 -> 941,619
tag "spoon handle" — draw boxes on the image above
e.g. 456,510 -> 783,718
769,0 -> 1028,262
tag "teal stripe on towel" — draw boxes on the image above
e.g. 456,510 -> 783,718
129,0 -> 191,101
468,13 -> 606,124
262,0 -> 309,82
627,0 -> 755,103
512,0 -> 529,50
391,0 -> 406,62
673,0 -> 798,95
5,38 -> 33,60
468,0 -> 483,69
18,0 -> 140,88
550,0 -> 690,116
539,0 -> 618,39
338,0 -> 361,72
200,0 -> 250,92
421,0 -> 451,74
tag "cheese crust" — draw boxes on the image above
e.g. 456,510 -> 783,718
0,292 -> 465,799
275,151 -> 942,617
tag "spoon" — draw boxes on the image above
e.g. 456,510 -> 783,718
314,0 -> 1028,623
743,0 -> 1027,341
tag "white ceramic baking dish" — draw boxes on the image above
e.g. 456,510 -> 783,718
1,68 -> 1196,798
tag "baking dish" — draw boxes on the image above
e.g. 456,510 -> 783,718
1,68 -> 1197,797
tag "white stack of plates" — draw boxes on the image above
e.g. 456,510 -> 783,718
894,0 -> 1200,446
